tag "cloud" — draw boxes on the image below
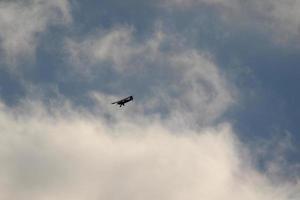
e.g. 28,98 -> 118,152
65,25 -> 234,127
0,99 -> 299,200
0,0 -> 71,66
65,26 -> 143,73
0,2 -> 298,199
162,0 -> 300,43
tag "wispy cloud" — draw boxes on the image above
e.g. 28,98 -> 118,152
163,0 -> 300,43
0,0 -> 71,66
65,25 -> 234,127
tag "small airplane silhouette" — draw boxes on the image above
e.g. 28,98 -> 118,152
112,96 -> 133,107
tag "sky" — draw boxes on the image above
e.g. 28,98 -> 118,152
0,0 -> 300,199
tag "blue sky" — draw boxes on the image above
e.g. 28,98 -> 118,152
0,0 -> 300,199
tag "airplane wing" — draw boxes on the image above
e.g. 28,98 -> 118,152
112,96 -> 133,105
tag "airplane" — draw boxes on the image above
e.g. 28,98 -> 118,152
112,96 -> 133,107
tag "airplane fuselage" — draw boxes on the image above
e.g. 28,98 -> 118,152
112,96 -> 133,107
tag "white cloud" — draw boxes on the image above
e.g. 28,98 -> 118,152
66,26 -> 234,127
0,0 -> 71,65
0,99 -> 298,200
